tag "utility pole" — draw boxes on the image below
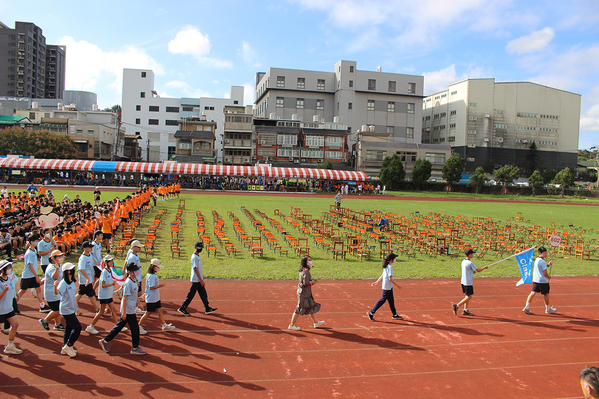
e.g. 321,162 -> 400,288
147,138 -> 150,162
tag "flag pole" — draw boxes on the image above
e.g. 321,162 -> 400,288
484,246 -> 536,268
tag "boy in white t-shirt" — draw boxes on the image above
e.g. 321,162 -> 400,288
452,249 -> 488,316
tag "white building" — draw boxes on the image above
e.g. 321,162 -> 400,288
121,69 -> 243,162
422,78 -> 581,171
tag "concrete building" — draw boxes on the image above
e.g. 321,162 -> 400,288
254,60 -> 424,151
0,21 -> 65,99
422,78 -> 581,171
121,68 -> 243,162
223,105 -> 253,165
173,117 -> 217,163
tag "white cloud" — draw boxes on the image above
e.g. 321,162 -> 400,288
165,80 -> 189,89
506,27 -> 555,55
580,87 -> 599,133
243,83 -> 254,106
58,36 -> 164,105
422,64 -> 487,95
240,41 -> 261,68
168,26 -> 232,68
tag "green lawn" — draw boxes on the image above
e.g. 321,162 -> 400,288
9,188 -> 599,281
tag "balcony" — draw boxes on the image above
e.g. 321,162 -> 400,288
223,139 -> 252,148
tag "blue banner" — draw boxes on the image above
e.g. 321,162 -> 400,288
515,248 -> 534,286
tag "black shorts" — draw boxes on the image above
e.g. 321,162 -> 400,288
20,277 -> 40,290
0,310 -> 16,323
78,283 -> 95,297
47,300 -> 60,312
41,264 -> 49,274
94,267 -> 101,279
103,233 -> 112,240
146,301 -> 162,312
99,298 -> 113,305
532,282 -> 550,295
461,284 -> 474,296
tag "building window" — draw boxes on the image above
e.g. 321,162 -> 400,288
367,100 -> 375,111
387,126 -> 394,134
317,79 -> 325,90
148,119 -> 159,125
440,112 -> 446,117
277,134 -> 298,146
450,110 -> 457,115
141,71 -> 146,78
182,106 -> 193,112
258,133 -> 277,146
406,127 -> 414,138
368,79 -> 376,91
425,153 -> 446,163
387,102 -> 395,112
348,102 -> 352,110
388,81 -> 396,92
135,118 -> 140,124
450,91 -> 457,95
349,80 -> 353,87
349,65 -> 354,73
449,136 -> 456,142
136,105 -> 141,111
277,76 -> 285,87
407,103 -> 414,114
469,116 -> 477,121
166,106 -> 179,113
449,123 -> 456,128
325,136 -> 343,147
296,98 -> 304,109
179,142 -> 191,150
165,120 -> 178,126
297,77 -> 305,89
408,82 -> 416,94
316,99 -> 324,110
305,135 -> 324,147
276,97 -> 284,108
140,92 -> 145,98
149,106 -> 159,112
468,129 -> 477,134
366,150 -> 387,161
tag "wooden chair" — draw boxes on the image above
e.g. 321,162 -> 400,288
296,237 -> 310,257
332,241 -> 347,260
251,236 -> 263,258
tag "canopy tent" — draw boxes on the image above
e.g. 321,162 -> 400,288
0,158 -> 367,181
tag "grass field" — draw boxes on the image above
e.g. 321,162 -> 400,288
8,188 -> 599,281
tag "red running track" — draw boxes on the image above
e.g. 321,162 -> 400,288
1,277 -> 597,398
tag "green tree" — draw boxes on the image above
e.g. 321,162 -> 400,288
379,154 -> 405,190
524,141 -> 539,177
103,105 -> 122,113
492,165 -> 520,187
0,127 -> 77,158
528,170 -> 545,195
552,167 -> 575,195
411,158 -> 432,190
317,160 -> 333,169
469,167 -> 488,194
542,168 -> 558,184
442,153 -> 464,186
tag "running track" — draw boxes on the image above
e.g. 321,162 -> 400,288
1,277 -> 597,398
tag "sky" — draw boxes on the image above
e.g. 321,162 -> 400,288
1,0 -> 598,150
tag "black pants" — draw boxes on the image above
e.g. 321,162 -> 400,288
370,289 -> 397,315
4,298 -> 18,329
62,313 -> 81,347
1,242 -> 11,258
105,314 -> 140,348
180,283 -> 209,311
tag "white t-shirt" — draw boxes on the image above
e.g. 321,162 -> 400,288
461,259 -> 478,286
381,265 -> 393,291
532,257 -> 549,284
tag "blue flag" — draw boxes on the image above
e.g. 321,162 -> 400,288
515,248 -> 534,286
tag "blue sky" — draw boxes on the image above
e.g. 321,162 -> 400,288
1,0 -> 598,150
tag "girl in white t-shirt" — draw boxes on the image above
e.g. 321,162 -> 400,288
86,255 -> 122,335
139,259 -> 175,334
366,252 -> 402,322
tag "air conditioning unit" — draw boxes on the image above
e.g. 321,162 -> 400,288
289,157 -> 294,161
224,139 -> 230,144
467,157 -> 475,162
301,159 -> 306,162
294,160 -> 300,164
318,159 -> 323,163
467,144 -> 476,148
224,158 -> 231,163
484,138 -> 490,142
497,137 -> 504,142
522,139 -> 529,143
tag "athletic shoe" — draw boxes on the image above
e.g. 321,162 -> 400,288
85,325 -> 99,335
366,311 -> 375,322
99,339 -> 110,353
462,310 -> 475,316
522,308 -> 533,315
392,315 -> 403,320
39,318 -> 49,331
39,304 -> 51,313
135,307 -> 145,316
62,345 -> 77,358
162,324 -> 176,332
139,326 -> 147,335
313,321 -> 325,328
177,308 -> 190,316
452,304 -> 459,315
205,307 -> 218,315
0,329 -> 9,335
104,308 -> 110,315
288,324 -> 301,331
53,324 -> 66,331
546,307 -> 558,314
4,342 -> 23,355
130,347 -> 147,355
122,326 -> 128,332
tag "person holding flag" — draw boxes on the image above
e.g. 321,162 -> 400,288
452,248 -> 488,316
522,247 -> 557,315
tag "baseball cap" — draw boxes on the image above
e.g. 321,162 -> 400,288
195,241 -> 204,249
465,248 -> 476,256
131,240 -> 143,248
103,254 -> 114,262
385,252 -> 398,261
150,258 -> 162,269
126,262 -> 140,272
50,249 -> 64,258
62,262 -> 76,271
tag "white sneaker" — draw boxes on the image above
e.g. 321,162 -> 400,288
104,308 -> 110,315
85,325 -> 99,335
313,321 -> 325,328
135,307 -> 145,315
122,326 -> 128,332
4,342 -> 23,355
546,307 -> 557,314
288,324 -> 301,331
162,324 -> 176,332
62,345 -> 77,357
139,326 -> 147,335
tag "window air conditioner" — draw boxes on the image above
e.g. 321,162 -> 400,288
497,137 -> 504,142
224,139 -> 230,144
289,157 -> 294,161
318,159 -> 323,163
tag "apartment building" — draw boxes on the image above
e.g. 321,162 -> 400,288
173,118 -> 217,163
422,78 -> 581,171
223,105 -> 253,165
121,68 -> 243,162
